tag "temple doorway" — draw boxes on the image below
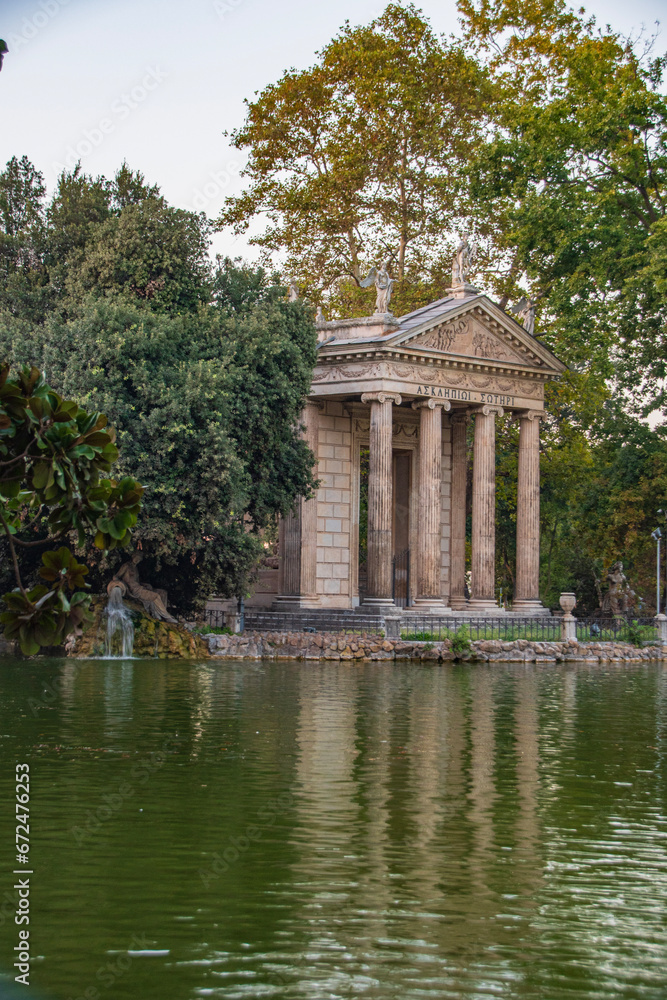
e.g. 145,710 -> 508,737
392,451 -> 411,607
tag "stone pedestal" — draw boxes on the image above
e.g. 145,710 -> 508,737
449,412 -> 469,610
362,392 -> 400,610
469,404 -> 503,613
274,401 -> 321,609
411,399 -> 450,613
513,411 -> 546,614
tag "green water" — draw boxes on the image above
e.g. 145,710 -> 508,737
0,657 -> 666,1000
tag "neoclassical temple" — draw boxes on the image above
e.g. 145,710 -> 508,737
241,264 -> 565,616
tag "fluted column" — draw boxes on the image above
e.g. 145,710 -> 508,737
275,401 -> 321,608
469,404 -> 503,612
362,392 -> 401,609
449,411 -> 469,610
411,399 -> 450,612
513,410 -> 545,614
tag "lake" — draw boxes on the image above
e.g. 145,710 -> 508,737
0,657 -> 666,999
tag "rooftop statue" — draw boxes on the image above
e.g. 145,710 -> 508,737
511,296 -> 536,336
288,279 -> 299,302
108,552 -> 177,624
452,237 -> 474,286
360,261 -> 394,314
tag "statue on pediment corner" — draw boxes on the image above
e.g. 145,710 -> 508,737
511,296 -> 536,336
360,261 -> 394,314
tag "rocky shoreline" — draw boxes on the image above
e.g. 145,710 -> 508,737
204,631 -> 666,663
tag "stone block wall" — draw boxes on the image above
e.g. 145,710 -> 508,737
315,402 -> 353,607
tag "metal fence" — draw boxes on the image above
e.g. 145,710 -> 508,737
400,616 -> 562,641
204,608 -> 661,644
204,608 -> 386,635
575,617 -> 658,642
204,608 -> 229,630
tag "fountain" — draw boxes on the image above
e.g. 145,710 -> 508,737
105,582 -> 135,658
70,556 -> 210,659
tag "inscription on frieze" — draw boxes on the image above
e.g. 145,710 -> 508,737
311,362 -> 544,399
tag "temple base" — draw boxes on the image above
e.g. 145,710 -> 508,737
466,597 -> 503,615
510,599 -> 549,616
272,595 -> 321,611
361,597 -> 396,614
407,598 -> 452,615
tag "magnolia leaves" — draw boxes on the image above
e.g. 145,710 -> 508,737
0,366 -> 143,654
0,549 -> 93,656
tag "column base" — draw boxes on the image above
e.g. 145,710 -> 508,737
511,598 -> 549,616
467,597 -> 502,614
449,596 -> 468,611
361,597 -> 396,614
272,595 -> 321,611
407,598 -> 452,615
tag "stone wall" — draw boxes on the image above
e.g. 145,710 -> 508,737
316,401 -> 353,606
204,631 -> 666,664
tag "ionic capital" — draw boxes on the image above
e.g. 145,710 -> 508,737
411,398 -> 451,412
471,404 -> 504,418
516,408 -> 544,422
361,392 -> 402,406
450,410 -> 470,425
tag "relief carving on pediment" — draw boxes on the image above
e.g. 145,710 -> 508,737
409,317 -> 528,364
417,317 -> 470,352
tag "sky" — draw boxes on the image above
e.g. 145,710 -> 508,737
1,0 -> 665,261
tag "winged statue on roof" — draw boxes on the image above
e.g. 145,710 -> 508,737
360,261 -> 394,314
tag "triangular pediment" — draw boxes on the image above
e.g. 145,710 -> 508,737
384,295 -> 566,374
406,315 -> 526,364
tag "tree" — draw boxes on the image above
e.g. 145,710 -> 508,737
0,260 -> 318,613
218,4 -> 485,311
459,0 -> 667,414
0,365 -> 143,654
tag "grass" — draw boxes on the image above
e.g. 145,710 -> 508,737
193,624 -> 233,636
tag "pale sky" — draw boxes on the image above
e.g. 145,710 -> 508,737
1,0 -> 664,261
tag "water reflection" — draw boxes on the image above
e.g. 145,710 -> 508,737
0,659 -> 665,999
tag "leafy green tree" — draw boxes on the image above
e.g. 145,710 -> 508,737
0,156 -> 50,321
459,0 -> 667,414
0,365 -> 143,654
218,4 -> 485,310
0,260 -> 318,612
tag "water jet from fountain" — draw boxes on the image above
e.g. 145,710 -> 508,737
105,582 -> 135,658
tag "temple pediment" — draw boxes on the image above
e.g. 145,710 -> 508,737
312,288 -> 566,405
402,315 -> 526,365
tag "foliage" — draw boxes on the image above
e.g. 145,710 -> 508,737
0,365 -> 143,654
450,625 -> 472,654
0,271 -> 318,612
218,4 -> 486,311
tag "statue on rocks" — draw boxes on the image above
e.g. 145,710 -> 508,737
288,279 -> 299,302
108,552 -> 177,624
360,261 -> 394,314
452,237 -> 474,286
599,561 -> 634,617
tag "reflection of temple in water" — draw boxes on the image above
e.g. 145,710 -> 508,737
288,664 -> 546,986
